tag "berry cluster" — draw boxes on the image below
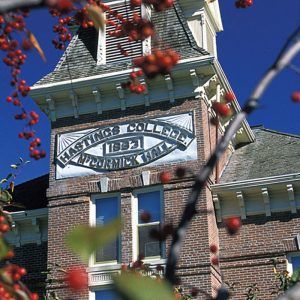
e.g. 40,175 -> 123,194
143,0 -> 174,12
235,0 -> 253,8
0,11 -> 46,159
133,49 -> 180,78
107,13 -> 154,42
209,244 -> 219,266
0,215 -> 9,234
51,17 -> 72,50
121,69 -> 146,94
211,91 -> 235,120
0,265 -> 38,300
149,223 -> 174,241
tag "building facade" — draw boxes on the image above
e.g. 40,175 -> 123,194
6,0 -> 300,299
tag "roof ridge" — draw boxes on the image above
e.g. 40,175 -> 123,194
172,1 -> 208,56
54,34 -> 79,72
254,127 -> 300,139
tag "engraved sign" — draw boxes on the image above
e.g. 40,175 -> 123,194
56,112 -> 197,179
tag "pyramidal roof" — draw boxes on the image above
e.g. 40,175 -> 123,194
220,127 -> 300,183
34,2 -> 208,87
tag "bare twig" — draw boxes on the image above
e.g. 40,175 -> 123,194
165,26 -> 300,292
0,0 -> 44,12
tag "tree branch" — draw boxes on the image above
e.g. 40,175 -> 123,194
0,0 -> 44,12
165,27 -> 300,291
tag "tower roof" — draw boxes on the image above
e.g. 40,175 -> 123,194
34,2 -> 208,87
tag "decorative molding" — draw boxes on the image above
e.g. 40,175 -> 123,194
97,23 -> 106,65
69,90 -> 79,118
140,79 -> 150,106
164,75 -> 174,103
45,94 -> 56,122
287,184 -> 297,214
92,87 -> 102,114
89,270 -> 120,286
141,171 -> 151,186
261,187 -> 271,217
99,177 -> 109,193
190,69 -> 202,100
116,83 -> 126,111
236,191 -> 246,219
31,217 -> 42,245
11,222 -> 21,247
212,193 -> 221,222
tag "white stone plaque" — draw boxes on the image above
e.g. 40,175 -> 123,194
56,112 -> 197,179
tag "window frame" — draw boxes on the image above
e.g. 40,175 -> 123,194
286,252 -> 300,274
131,186 -> 165,262
96,0 -> 151,65
90,285 -> 119,300
90,193 -> 121,266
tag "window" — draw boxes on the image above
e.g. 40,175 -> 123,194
97,1 -> 150,65
291,256 -> 300,271
91,195 -> 120,264
132,188 -> 164,260
95,288 -> 119,300
287,252 -> 300,274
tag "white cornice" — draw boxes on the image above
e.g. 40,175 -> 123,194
212,173 -> 300,192
30,56 -> 214,94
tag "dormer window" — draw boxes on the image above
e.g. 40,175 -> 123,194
97,1 -> 151,65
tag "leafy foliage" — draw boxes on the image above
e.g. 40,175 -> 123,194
114,271 -> 175,300
66,219 -> 122,262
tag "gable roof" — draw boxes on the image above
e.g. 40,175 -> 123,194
6,174 -> 49,212
220,127 -> 300,183
34,1 -> 208,87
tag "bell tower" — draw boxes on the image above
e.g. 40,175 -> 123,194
30,0 -> 254,298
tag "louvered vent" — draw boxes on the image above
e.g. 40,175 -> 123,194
206,25 -> 215,55
106,3 -> 143,64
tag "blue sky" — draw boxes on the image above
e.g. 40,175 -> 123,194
0,0 -> 299,184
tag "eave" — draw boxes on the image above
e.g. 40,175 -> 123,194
211,173 -> 300,222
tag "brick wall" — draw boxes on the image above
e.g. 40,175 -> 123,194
47,97 -> 233,299
11,242 -> 48,297
219,212 -> 300,299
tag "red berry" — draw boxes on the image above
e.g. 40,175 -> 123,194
30,293 -> 39,300
65,267 -> 88,291
175,167 -> 186,178
130,0 -> 142,6
209,244 -> 218,253
291,92 -> 300,103
224,91 -> 235,102
159,171 -> 171,184
211,256 -> 219,265
212,102 -> 231,117
140,211 -> 151,223
0,223 -> 9,233
224,217 -> 242,235
190,287 -> 199,297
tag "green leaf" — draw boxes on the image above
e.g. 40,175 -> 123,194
0,238 -> 10,260
10,164 -> 18,169
114,272 -> 174,300
0,190 -> 12,203
0,179 -> 7,184
66,219 -> 121,262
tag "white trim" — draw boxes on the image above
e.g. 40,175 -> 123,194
212,173 -> 300,191
287,252 -> 300,274
89,193 -> 121,267
30,56 -> 214,92
131,186 -> 164,261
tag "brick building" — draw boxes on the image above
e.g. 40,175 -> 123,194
7,0 -> 300,299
